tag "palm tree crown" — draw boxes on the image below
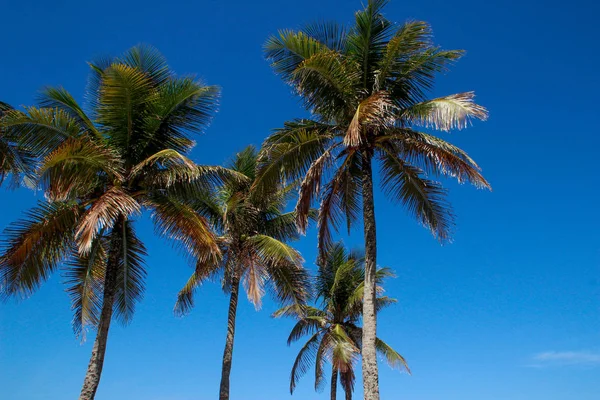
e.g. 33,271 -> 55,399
174,145 -> 310,400
0,45 -> 223,400
260,0 -> 489,251
276,242 -> 409,399
175,145 -> 310,314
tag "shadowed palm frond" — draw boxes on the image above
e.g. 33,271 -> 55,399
113,221 -> 148,325
64,235 -> 107,340
0,202 -> 81,299
378,145 -> 454,241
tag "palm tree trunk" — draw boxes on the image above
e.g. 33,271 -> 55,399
331,366 -> 338,400
360,150 -> 380,400
79,220 -> 123,400
219,274 -> 240,400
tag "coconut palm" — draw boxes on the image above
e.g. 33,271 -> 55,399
174,145 -> 311,400
276,242 -> 409,400
260,1 -> 489,397
0,101 -> 35,187
0,46 -> 226,400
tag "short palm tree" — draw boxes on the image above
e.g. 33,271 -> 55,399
261,1 -> 489,397
174,145 -> 311,400
0,101 -> 34,187
276,242 -> 408,400
0,46 -> 224,400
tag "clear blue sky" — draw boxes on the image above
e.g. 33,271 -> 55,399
1,0 -> 599,399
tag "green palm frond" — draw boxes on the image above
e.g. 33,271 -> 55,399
148,194 -> 219,262
375,20 -> 433,88
0,107 -> 82,158
38,86 -> 99,136
375,337 -> 411,373
265,30 -> 329,78
247,234 -> 303,267
38,137 -> 122,201
379,129 -> 490,189
378,145 -> 454,241
143,77 -> 219,156
118,44 -> 171,86
256,119 -> 336,191
173,256 -> 223,317
290,332 -> 322,394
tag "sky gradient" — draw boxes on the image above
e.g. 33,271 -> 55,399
1,0 -> 599,399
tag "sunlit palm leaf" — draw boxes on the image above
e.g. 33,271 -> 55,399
403,91 -> 488,131
76,187 -> 141,254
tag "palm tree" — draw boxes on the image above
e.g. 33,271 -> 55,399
174,145 -> 311,400
0,46 -> 225,400
276,242 -> 409,400
0,101 -> 34,187
260,1 -> 490,398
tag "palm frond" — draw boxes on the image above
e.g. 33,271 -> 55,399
287,316 -> 325,345
0,201 -> 81,299
0,107 -> 82,157
375,337 -> 410,373
403,92 -> 488,131
345,91 -> 396,146
379,129 -> 491,189
256,119 -> 335,192
375,20 -> 433,89
38,137 -> 123,201
38,86 -> 99,136
143,77 -> 220,156
113,221 -> 148,325
346,0 -> 393,89
76,187 -> 141,255
247,234 -> 304,267
173,256 -> 223,316
290,331 -> 322,394
378,145 -> 454,241
64,234 -> 107,340
148,194 -> 220,262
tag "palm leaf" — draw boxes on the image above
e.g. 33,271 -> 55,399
403,91 -> 488,131
64,234 -> 107,340
113,221 -> 148,325
0,201 -> 81,298
378,145 -> 454,241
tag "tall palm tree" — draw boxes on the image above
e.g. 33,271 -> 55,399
174,145 -> 311,400
0,46 -> 225,400
0,101 -> 34,187
260,1 -> 490,398
276,242 -> 409,400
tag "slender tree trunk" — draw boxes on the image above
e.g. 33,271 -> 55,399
331,366 -> 338,400
219,274 -> 240,400
346,386 -> 352,400
360,150 -> 380,400
79,219 -> 123,400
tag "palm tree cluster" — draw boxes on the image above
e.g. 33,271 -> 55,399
0,1 -> 489,399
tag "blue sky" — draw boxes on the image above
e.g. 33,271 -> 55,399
1,0 -> 599,399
